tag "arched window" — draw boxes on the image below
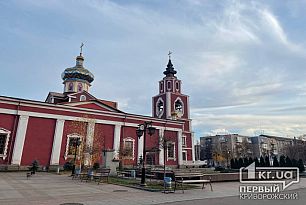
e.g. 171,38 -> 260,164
175,99 -> 183,113
122,137 -> 135,160
167,81 -> 171,91
160,82 -> 164,93
0,128 -> 10,160
156,98 -> 164,118
64,134 -> 82,160
68,82 -> 73,91
78,83 -> 83,92
176,81 -> 180,91
80,95 -> 86,101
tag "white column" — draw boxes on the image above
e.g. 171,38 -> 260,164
191,133 -> 195,162
137,133 -> 144,163
159,128 -> 165,166
177,130 -> 183,166
84,122 -> 95,166
113,125 -> 121,160
166,92 -> 171,119
11,115 -> 29,165
50,119 -> 65,165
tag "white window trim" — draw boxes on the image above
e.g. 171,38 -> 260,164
123,137 -> 135,160
80,95 -> 86,101
64,134 -> 83,160
175,81 -> 180,92
182,135 -> 186,147
0,128 -> 10,160
167,142 -> 176,161
156,97 -> 164,118
160,81 -> 164,93
182,150 -> 187,161
167,81 -> 172,91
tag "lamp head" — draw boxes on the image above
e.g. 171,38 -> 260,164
136,126 -> 144,139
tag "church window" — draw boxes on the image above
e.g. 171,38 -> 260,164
182,135 -> 186,147
0,128 -> 11,159
160,82 -> 164,92
182,151 -> 187,161
64,134 -> 82,160
122,138 -> 135,160
80,95 -> 86,101
156,98 -> 164,118
176,81 -> 180,91
68,82 -> 73,91
167,81 -> 171,91
167,142 -> 176,160
175,99 -> 183,113
78,83 -> 83,92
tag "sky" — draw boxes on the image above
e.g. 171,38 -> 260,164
1,0 -> 306,139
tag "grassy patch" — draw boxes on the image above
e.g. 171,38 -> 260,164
108,177 -> 199,191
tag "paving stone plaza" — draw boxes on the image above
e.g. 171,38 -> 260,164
0,172 -> 306,205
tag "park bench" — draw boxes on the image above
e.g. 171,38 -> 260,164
93,168 -> 111,184
79,168 -> 110,184
174,171 -> 213,193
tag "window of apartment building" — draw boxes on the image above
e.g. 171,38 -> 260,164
167,142 -> 176,160
0,128 -> 10,160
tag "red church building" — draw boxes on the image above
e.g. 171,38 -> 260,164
0,51 -> 195,170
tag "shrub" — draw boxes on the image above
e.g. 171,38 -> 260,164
259,156 -> 265,167
214,166 -> 225,172
93,162 -> 100,170
264,156 -> 270,167
243,157 -> 249,167
298,159 -> 305,173
63,161 -> 73,171
285,156 -> 292,167
273,156 -> 279,167
230,159 -> 235,169
254,158 -> 259,167
238,158 -> 244,168
279,155 -> 286,167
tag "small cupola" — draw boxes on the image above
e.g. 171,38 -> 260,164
61,44 -> 94,93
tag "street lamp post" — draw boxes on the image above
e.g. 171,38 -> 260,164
71,138 -> 81,176
136,121 -> 156,186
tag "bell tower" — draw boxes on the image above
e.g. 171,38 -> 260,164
152,53 -> 190,121
152,52 -> 194,163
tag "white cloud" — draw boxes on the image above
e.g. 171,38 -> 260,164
1,0 -> 306,139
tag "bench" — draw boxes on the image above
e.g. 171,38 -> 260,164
118,169 -> 138,179
174,172 -> 213,193
92,168 -> 111,184
79,169 -> 110,184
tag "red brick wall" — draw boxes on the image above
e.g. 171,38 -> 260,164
164,130 -> 178,165
171,93 -> 188,119
120,126 -> 138,166
21,117 -> 56,166
59,120 -> 88,165
152,94 -> 167,119
0,114 -> 18,165
93,124 -> 114,164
